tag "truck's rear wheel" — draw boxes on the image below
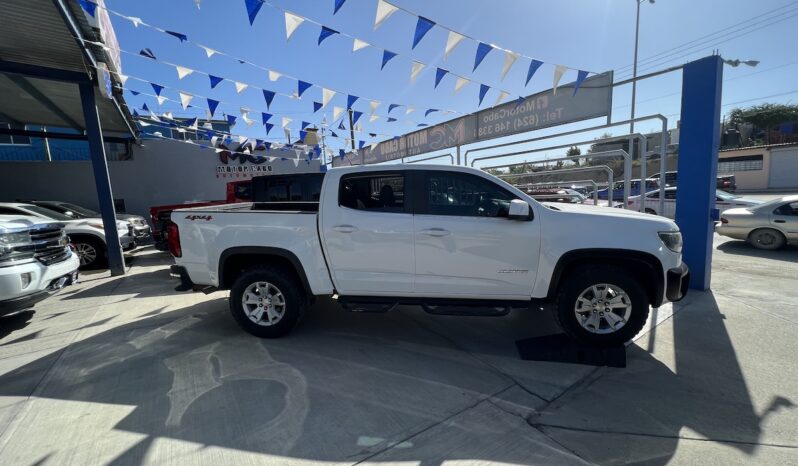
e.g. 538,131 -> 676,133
553,266 -> 649,347
229,265 -> 304,338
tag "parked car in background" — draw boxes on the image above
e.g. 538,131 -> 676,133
0,214 -> 79,316
149,180 -> 252,251
646,171 -> 737,192
22,200 -> 151,242
627,187 -> 761,219
0,202 -> 134,268
169,164 -> 689,348
717,195 -> 798,250
596,179 -> 660,201
525,188 -> 585,204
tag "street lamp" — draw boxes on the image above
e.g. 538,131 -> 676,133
630,0 -> 655,135
723,59 -> 760,68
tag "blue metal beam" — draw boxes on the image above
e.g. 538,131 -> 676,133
79,82 -> 125,276
675,56 -> 723,290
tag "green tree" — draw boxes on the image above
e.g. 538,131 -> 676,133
728,103 -> 798,142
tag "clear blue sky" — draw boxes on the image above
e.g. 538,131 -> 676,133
107,0 -> 798,167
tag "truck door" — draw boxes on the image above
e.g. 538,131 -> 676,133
320,171 -> 415,295
413,170 -> 540,299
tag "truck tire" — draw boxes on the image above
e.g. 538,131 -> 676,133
229,265 -> 305,338
72,236 -> 107,269
552,265 -> 649,347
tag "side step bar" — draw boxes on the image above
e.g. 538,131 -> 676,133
336,296 -> 529,316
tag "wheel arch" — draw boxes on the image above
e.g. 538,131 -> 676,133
547,248 -> 665,307
218,246 -> 311,295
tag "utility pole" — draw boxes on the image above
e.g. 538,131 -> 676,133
348,108 -> 358,164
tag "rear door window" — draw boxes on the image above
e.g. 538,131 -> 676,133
339,173 -> 406,213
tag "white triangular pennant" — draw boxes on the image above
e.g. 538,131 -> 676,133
495,90 -> 510,106
268,70 -> 282,82
444,31 -> 465,60
243,115 -> 255,126
238,135 -> 247,144
162,111 -> 173,119
179,92 -> 193,110
234,81 -> 248,93
374,0 -> 398,30
355,123 -> 362,132
352,38 -> 369,52
194,0 -> 201,8
127,16 -> 143,28
215,148 -> 224,153
292,157 -> 300,167
177,128 -> 186,133
333,106 -> 344,121
370,142 -> 378,151
211,136 -> 219,146
322,88 -> 336,108
117,74 -> 129,85
369,114 -> 379,123
500,51 -> 519,80
410,61 -> 425,83
453,76 -> 469,94
282,117 -> 292,128
157,95 -> 167,105
138,121 -> 151,127
406,106 -> 415,115
284,12 -> 305,40
369,100 -> 380,114
175,66 -> 193,80
552,65 -> 567,95
200,45 -> 216,58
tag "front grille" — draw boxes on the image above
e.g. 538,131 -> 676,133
36,247 -> 72,266
29,225 -> 63,243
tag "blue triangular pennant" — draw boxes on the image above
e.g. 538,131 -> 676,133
425,109 -> 438,117
347,94 -> 359,109
369,132 -> 377,137
264,123 -> 274,134
313,102 -> 323,113
262,90 -> 276,109
333,0 -> 347,14
301,121 -> 311,130
300,130 -> 308,141
478,84 -> 490,106
387,117 -> 397,122
133,109 -> 140,117
339,149 -> 345,159
79,0 -> 97,16
573,70 -> 589,96
142,103 -> 150,112
207,98 -> 220,117
264,142 -> 272,150
434,68 -> 448,89
352,111 -> 363,124
338,121 -> 346,130
358,140 -> 365,149
381,50 -> 397,70
388,103 -> 400,113
139,48 -> 156,60
226,115 -> 237,126
412,16 -> 436,49
473,42 -> 493,71
166,30 -> 188,42
209,75 -> 224,88
130,90 -> 140,96
417,123 -> 428,127
331,131 -> 338,137
150,83 -> 164,96
514,96 -> 526,109
261,112 -> 272,124
526,59 -> 543,86
244,0 -> 263,25
318,26 -> 339,45
297,80 -> 313,97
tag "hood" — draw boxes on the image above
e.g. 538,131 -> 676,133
540,202 -> 678,230
0,215 -> 58,231
62,218 -> 130,230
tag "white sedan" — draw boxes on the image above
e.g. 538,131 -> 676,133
627,187 -> 761,219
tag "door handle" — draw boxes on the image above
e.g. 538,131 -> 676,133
420,228 -> 451,237
774,219 -> 786,223
332,224 -> 358,233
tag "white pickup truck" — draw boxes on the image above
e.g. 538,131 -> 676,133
170,165 -> 689,347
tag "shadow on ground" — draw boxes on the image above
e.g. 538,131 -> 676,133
0,276 -> 793,463
717,240 -> 798,263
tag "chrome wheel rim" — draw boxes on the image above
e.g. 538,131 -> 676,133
75,243 -> 97,266
574,284 -> 632,334
241,281 -> 286,327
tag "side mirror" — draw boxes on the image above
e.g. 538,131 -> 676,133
508,199 -> 532,221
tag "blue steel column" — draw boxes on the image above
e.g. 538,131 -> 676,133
79,82 -> 126,276
675,56 -> 723,290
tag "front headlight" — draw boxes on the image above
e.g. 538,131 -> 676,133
658,231 -> 682,253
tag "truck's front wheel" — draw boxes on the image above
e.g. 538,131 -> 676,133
553,266 -> 649,347
229,265 -> 305,338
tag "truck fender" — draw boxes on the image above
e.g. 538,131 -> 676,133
218,246 -> 312,296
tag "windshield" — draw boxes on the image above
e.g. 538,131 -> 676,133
25,205 -> 73,221
60,202 -> 100,217
716,190 -> 739,201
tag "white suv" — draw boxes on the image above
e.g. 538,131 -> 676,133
0,215 -> 80,317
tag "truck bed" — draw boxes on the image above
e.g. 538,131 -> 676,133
178,202 -> 319,213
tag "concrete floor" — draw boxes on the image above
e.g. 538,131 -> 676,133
0,235 -> 796,465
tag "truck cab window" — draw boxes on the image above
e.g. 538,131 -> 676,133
339,174 -> 405,212
425,172 -> 515,217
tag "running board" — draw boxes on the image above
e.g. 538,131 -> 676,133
336,296 -> 529,316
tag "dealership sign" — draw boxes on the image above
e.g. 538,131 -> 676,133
334,71 -> 613,166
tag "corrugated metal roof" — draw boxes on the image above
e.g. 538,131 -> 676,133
0,0 -> 135,135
